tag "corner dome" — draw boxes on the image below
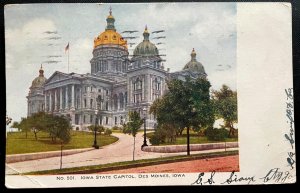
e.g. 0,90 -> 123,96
183,48 -> 205,73
31,65 -> 47,88
133,26 -> 159,57
94,8 -> 127,49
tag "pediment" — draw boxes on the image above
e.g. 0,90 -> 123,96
45,71 -> 70,84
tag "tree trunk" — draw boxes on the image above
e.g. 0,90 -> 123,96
25,130 -> 28,139
34,131 -> 38,140
228,122 -> 234,138
180,129 -> 183,136
133,137 -> 135,161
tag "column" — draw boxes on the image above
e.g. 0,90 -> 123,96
146,74 -> 150,102
123,95 -> 126,110
117,95 -> 120,110
49,91 -> 52,112
71,84 -> 75,109
65,86 -> 69,109
142,76 -> 145,101
60,87 -> 63,111
54,89 -> 57,111
130,78 -> 133,103
44,91 -> 47,112
150,76 -> 152,101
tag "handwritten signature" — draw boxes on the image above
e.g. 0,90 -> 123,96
191,171 -> 255,185
260,168 -> 293,183
284,88 -> 295,169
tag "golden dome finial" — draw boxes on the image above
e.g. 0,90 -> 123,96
107,6 -> 114,19
144,25 -> 148,33
143,25 -> 150,41
191,48 -> 196,60
39,64 -> 44,77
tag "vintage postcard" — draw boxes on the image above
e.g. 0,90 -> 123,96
5,3 -> 295,188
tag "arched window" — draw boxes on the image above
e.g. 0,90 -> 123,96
134,77 -> 142,90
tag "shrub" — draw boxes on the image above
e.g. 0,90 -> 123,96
149,128 -> 167,145
149,134 -> 162,145
205,127 -> 229,141
104,129 -> 112,136
111,126 -> 120,130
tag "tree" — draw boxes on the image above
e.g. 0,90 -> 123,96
19,117 -> 30,138
28,112 -> 48,140
212,85 -> 238,137
150,77 -> 215,155
88,125 -> 105,135
46,115 -> 72,143
11,121 -> 20,131
122,111 -> 143,161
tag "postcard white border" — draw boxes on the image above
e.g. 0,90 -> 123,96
5,2 -> 295,188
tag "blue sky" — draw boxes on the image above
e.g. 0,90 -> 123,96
5,3 -> 236,122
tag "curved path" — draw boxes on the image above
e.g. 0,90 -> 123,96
6,133 -> 237,174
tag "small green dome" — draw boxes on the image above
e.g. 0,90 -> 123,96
31,67 -> 47,88
133,26 -> 159,57
183,48 -> 205,73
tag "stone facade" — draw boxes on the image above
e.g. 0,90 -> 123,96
27,10 -> 207,130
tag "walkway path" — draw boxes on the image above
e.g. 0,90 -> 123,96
6,133 -> 238,174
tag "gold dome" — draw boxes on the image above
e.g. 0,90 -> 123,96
93,8 -> 127,49
94,30 -> 127,49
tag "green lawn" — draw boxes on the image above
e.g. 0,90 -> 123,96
6,131 -> 118,155
147,130 -> 238,146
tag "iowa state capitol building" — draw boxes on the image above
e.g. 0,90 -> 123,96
27,9 -> 207,130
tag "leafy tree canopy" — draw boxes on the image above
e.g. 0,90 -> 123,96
212,84 -> 238,137
123,111 -> 143,137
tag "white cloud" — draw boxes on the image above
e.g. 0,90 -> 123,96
69,38 -> 93,73
6,18 -> 57,122
208,68 -> 237,91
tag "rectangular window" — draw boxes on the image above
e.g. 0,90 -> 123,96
90,115 -> 93,124
100,116 -> 102,125
84,99 -> 87,108
106,117 -> 108,125
83,115 -> 86,123
75,114 -> 79,125
90,99 -> 93,109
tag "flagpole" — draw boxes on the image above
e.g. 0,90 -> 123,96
68,48 -> 70,73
